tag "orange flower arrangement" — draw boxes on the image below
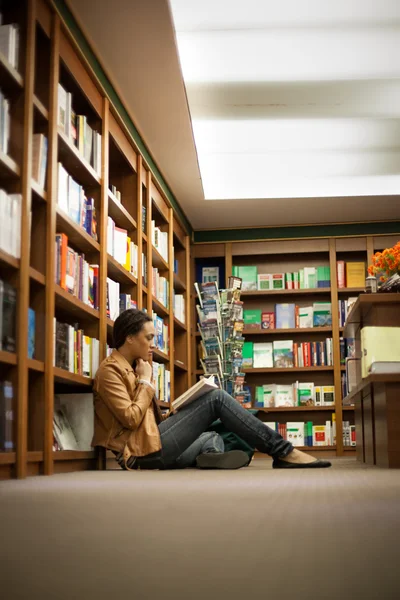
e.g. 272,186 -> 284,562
368,241 -> 400,282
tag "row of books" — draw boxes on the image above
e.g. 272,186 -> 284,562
255,383 -> 335,408
0,190 -> 21,258
58,163 -> 98,240
0,21 -> 19,70
337,261 -> 365,288
55,233 -> 99,310
338,297 -> 358,327
151,221 -> 168,263
142,252 -> 148,287
265,419 -> 338,447
152,362 -> 170,404
343,421 -> 357,447
53,318 -> 100,378
106,278 -> 137,321
0,88 -> 10,155
0,380 -> 13,452
173,292 -> 185,324
339,337 -> 356,365
152,268 -> 169,308
32,134 -> 48,190
232,265 -> 331,291
107,216 -> 139,276
152,312 -> 169,355
58,84 -> 102,176
244,302 -> 332,330
0,279 -> 16,352
242,338 -> 334,369
109,184 -> 122,203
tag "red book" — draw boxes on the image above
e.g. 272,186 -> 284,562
337,261 -> 346,288
261,312 -> 275,329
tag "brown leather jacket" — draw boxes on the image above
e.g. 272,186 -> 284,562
91,349 -> 162,463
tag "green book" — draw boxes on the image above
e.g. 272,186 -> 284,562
243,309 -> 261,329
242,341 -> 254,367
232,266 -> 239,276
238,266 -> 258,291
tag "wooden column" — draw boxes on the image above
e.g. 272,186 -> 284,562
136,155 -> 143,310
168,207 -> 174,406
99,97 -> 109,360
329,237 -> 343,455
146,170 -> 152,314
43,12 -> 60,476
16,0 -> 36,479
185,235 -> 192,387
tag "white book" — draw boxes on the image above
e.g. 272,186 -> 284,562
286,422 -> 305,447
0,24 -> 15,65
9,194 -> 21,258
172,375 -> 218,412
253,342 -> 273,368
68,325 -> 74,372
82,336 -> 91,377
107,217 -> 115,257
58,84 -> 68,133
299,306 -> 313,328
57,163 -> 69,213
274,384 -> 294,407
113,226 -> 127,265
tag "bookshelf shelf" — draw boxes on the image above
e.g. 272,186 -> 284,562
294,446 -> 336,451
56,207 -> 101,253
342,405 -> 355,410
343,373 -> 400,405
343,447 -> 356,452
142,284 -> 148,295
142,232 -> 148,243
158,401 -> 170,408
27,451 -> 44,462
173,317 -> 187,331
31,178 -> 47,202
27,359 -> 45,372
0,452 -> 16,465
243,366 -> 334,374
0,150 -> 20,179
55,285 -> 100,321
240,288 -> 331,297
174,360 -> 188,371
173,273 -> 186,292
58,129 -> 101,188
255,406 -> 335,412
338,287 -> 365,294
0,249 -> 19,270
344,293 -> 400,333
107,255 -> 138,285
152,348 -> 170,363
29,267 -> 46,286
53,367 -> 93,387
108,190 -> 137,231
33,94 -> 49,121
243,327 -> 332,336
152,297 -> 169,319
0,351 -> 17,366
152,247 -> 169,271
54,450 -> 96,461
0,51 -> 23,90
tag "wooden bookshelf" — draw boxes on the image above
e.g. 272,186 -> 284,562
191,235 -> 400,458
0,0 -> 191,479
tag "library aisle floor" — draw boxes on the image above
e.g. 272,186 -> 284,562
1,457 -> 398,600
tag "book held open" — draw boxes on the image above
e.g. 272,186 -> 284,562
171,376 -> 218,411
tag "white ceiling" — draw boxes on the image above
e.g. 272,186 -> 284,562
67,0 -> 400,230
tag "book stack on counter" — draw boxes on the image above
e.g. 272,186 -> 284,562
196,276 -> 251,407
255,383 -> 335,408
244,302 -> 332,331
232,265 -> 330,291
265,417 -> 336,447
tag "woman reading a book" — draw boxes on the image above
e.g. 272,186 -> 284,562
92,309 -> 331,470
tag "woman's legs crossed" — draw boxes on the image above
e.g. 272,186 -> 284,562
158,389 -> 293,468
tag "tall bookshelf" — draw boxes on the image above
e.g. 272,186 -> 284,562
191,234 -> 400,458
0,0 -> 191,479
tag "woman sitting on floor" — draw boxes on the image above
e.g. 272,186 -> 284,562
92,309 -> 332,471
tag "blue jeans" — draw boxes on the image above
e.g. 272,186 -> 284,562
124,389 -> 293,470
175,431 -> 224,468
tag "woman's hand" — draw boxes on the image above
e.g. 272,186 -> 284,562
135,358 -> 152,382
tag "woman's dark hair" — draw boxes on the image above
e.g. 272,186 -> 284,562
113,309 -> 152,349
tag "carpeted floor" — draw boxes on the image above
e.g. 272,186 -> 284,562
0,457 -> 399,600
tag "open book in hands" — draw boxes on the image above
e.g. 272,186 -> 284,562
171,376 -> 219,411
